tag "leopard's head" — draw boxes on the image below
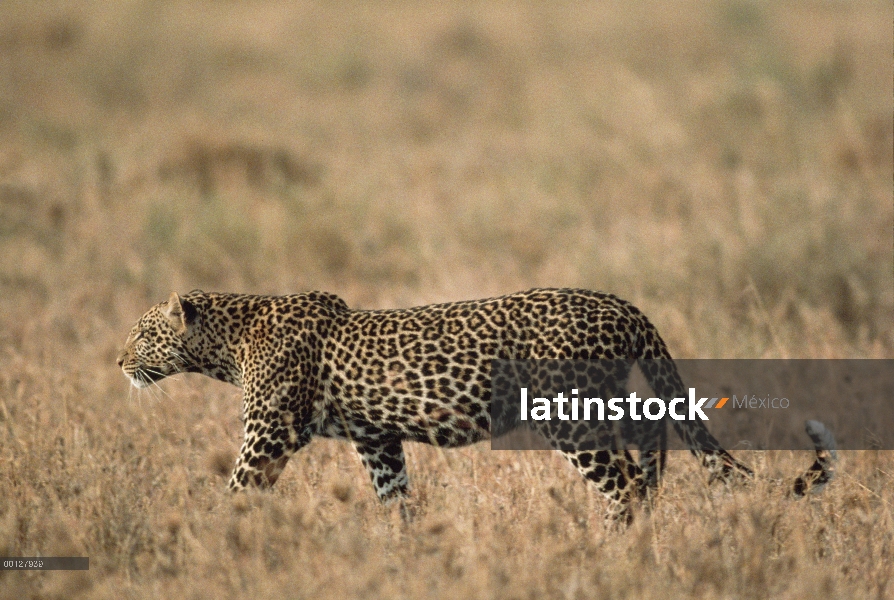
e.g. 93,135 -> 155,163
117,292 -> 198,388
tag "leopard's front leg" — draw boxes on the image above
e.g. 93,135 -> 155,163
228,430 -> 310,489
228,384 -> 314,490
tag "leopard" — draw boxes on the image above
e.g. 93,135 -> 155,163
117,288 -> 835,522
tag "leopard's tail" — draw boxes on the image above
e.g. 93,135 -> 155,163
793,419 -> 837,495
638,355 -> 838,495
631,306 -> 837,495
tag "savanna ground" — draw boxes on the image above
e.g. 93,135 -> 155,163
0,0 -> 892,598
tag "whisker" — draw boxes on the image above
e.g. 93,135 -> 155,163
141,372 -> 174,402
164,361 -> 185,382
143,382 -> 164,404
155,381 -> 174,401
144,387 -> 161,408
169,350 -> 189,364
148,366 -> 183,387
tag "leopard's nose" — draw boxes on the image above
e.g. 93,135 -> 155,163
116,353 -> 125,367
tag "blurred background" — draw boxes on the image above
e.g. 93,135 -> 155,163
0,2 -> 892,596
1,0 -> 891,359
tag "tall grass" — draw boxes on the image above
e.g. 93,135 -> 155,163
0,0 -> 891,597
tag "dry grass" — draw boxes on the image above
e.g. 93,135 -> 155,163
0,0 -> 892,597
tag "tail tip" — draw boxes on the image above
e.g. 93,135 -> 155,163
793,420 -> 837,497
805,419 -> 838,461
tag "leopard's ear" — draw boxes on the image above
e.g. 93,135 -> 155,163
163,291 -> 194,334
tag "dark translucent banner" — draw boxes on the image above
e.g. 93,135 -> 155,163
490,360 -> 893,450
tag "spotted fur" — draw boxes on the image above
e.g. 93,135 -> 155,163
117,288 -> 834,522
